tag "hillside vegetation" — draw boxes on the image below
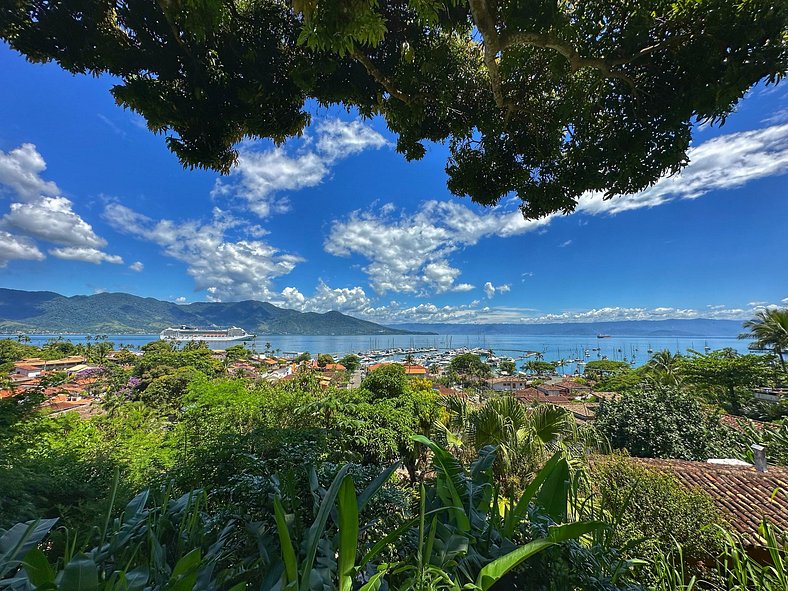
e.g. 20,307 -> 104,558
0,289 -> 426,335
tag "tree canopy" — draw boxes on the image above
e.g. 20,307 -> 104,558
2,0 -> 785,217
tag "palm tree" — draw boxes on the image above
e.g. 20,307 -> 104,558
740,308 -> 788,372
439,395 -> 607,492
645,349 -> 683,386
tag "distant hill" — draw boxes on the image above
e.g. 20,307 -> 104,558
0,289 -> 430,336
390,319 -> 746,337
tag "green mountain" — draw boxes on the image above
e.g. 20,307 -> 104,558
0,289 -> 428,336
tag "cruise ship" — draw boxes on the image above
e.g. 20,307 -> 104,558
159,326 -> 255,342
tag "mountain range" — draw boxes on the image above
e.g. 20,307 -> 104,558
0,289 -> 749,337
0,289 -> 428,335
391,319 -> 746,337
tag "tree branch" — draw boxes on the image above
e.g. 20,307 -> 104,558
467,0 -> 507,109
500,30 -> 639,92
351,49 -> 413,105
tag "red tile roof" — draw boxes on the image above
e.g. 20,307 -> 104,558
631,457 -> 788,545
514,388 -> 571,403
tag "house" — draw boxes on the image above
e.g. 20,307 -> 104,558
13,364 -> 42,378
322,363 -> 347,372
514,387 -> 570,403
433,384 -> 465,398
487,376 -> 530,392
555,380 -> 592,395
18,356 -> 87,371
403,364 -> 427,376
535,383 -> 567,397
631,457 -> 788,550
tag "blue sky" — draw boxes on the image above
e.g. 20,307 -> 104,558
1,42 -> 787,324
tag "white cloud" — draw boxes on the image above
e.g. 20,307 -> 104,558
577,123 -> 788,215
326,200 -> 550,294
558,240 -> 572,247
483,282 -> 511,299
49,247 -> 123,264
104,203 -> 302,301
129,261 -> 144,272
2,197 -> 107,249
0,144 -> 60,201
315,119 -> 388,160
0,144 -> 122,265
175,296 -> 187,303
0,230 -> 45,267
212,118 -> 387,218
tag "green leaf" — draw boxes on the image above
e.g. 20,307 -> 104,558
504,453 -> 563,537
535,456 -> 569,522
60,554 -> 99,591
357,463 -> 398,512
299,464 -> 351,591
22,548 -> 54,586
547,521 -> 605,543
412,435 -> 470,532
0,518 -> 58,577
167,548 -> 201,591
273,497 -> 298,586
337,475 -> 359,591
475,539 -> 554,591
358,567 -> 387,591
358,508 -> 450,568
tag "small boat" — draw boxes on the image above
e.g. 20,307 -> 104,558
597,334 -> 612,339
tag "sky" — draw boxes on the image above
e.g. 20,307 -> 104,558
0,42 -> 787,325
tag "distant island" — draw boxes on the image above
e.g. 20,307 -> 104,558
391,319 -> 746,337
0,289 -> 432,336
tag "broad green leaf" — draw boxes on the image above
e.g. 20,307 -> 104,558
504,452 -> 562,537
358,567 -> 387,591
475,539 -> 554,591
547,521 -> 605,543
535,456 -> 569,523
337,475 -> 359,591
299,464 -> 351,591
0,518 -> 58,577
412,435 -> 470,532
60,554 -> 99,591
274,497 -> 298,585
22,547 -> 54,586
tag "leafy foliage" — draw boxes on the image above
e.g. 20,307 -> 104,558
2,2 -> 786,217
595,388 -> 734,461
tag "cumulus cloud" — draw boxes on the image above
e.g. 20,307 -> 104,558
104,203 -> 302,301
129,261 -> 144,272
212,118 -> 387,218
577,123 -> 788,215
277,281 -> 373,315
49,247 -> 123,264
0,230 -> 45,267
2,197 -> 107,249
483,282 -> 511,299
326,200 -> 549,294
0,144 -> 60,201
0,144 -> 122,265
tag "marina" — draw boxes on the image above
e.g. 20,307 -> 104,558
4,333 -> 751,374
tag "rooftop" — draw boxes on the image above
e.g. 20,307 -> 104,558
631,457 -> 788,545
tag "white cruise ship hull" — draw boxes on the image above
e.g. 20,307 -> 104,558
160,334 -> 253,342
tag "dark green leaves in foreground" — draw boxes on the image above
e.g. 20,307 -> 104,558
2,1 -> 786,216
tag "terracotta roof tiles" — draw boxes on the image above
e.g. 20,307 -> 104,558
631,457 -> 788,545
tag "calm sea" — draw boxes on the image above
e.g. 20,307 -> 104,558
2,333 -> 751,372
